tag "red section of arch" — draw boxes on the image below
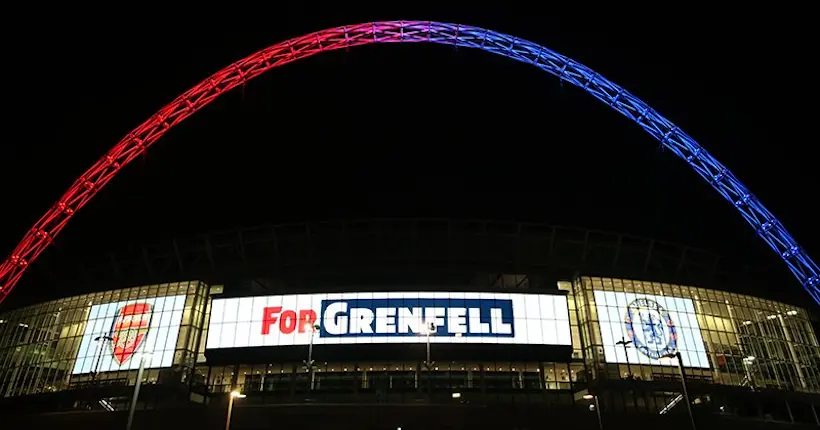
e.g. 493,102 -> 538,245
0,22 -> 420,304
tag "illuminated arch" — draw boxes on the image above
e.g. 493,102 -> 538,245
1,21 -> 817,305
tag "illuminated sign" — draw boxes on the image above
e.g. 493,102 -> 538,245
593,290 -> 710,368
71,295 -> 187,374
206,292 -> 571,348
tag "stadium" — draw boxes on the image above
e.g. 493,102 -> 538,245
1,19 -> 819,430
1,219 -> 819,429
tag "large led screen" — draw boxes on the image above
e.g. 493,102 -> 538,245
593,290 -> 710,368
71,295 -> 187,374
206,292 -> 571,348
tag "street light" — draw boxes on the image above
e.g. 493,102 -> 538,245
125,352 -> 152,430
91,334 -> 113,381
583,393 -> 604,430
742,356 -> 756,389
422,321 -> 436,370
662,351 -> 697,430
226,390 -> 246,430
303,323 -> 321,390
615,337 -> 633,378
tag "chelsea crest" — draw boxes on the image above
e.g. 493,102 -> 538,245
624,298 -> 677,360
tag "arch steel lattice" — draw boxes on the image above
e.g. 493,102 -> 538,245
0,21 -> 817,305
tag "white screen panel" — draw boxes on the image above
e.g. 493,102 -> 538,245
593,290 -> 710,368
206,292 -> 571,348
71,295 -> 187,374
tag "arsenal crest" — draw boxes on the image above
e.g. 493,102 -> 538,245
108,303 -> 153,365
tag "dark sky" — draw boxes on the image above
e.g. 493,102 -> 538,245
1,6 -> 817,307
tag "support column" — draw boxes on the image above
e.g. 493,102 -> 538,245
785,399 -> 795,423
205,366 -> 213,393
354,365 -> 362,401
480,366 -> 487,403
756,318 -> 782,387
694,299 -> 720,381
288,364 -> 297,400
778,315 -> 807,389
229,364 -> 239,391
727,305 -> 755,387
415,361 -> 421,392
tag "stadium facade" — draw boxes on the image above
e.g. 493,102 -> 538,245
1,219 -> 819,429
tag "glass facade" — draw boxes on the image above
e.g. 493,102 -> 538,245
0,276 -> 818,409
0,281 -> 209,397
573,276 -> 820,393
197,360 -> 582,405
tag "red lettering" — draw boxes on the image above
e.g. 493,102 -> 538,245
262,307 -> 317,335
279,310 -> 298,334
298,309 -> 318,333
261,306 -> 283,335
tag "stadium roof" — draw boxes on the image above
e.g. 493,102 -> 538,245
6,218 -> 793,310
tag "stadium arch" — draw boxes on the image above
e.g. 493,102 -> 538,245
0,21 -> 817,305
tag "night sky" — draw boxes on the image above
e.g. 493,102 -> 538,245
1,7 -> 817,307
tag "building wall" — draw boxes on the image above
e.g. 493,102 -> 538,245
0,281 -> 209,397
573,276 -> 820,393
1,276 -> 819,402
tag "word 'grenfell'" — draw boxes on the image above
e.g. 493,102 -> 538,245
321,299 -> 515,337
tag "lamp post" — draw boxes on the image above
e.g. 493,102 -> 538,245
615,337 -> 633,378
302,323 -> 321,390
423,321 -> 436,370
583,394 -> 604,430
226,390 -> 246,430
417,321 -> 436,402
125,352 -> 151,430
91,334 -> 113,382
662,351 -> 696,430
742,356 -> 756,390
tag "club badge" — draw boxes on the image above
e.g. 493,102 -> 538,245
109,303 -> 152,365
624,298 -> 677,360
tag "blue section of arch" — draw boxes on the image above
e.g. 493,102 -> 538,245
406,21 -> 818,302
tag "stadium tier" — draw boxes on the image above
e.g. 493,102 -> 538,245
1,221 -> 818,428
